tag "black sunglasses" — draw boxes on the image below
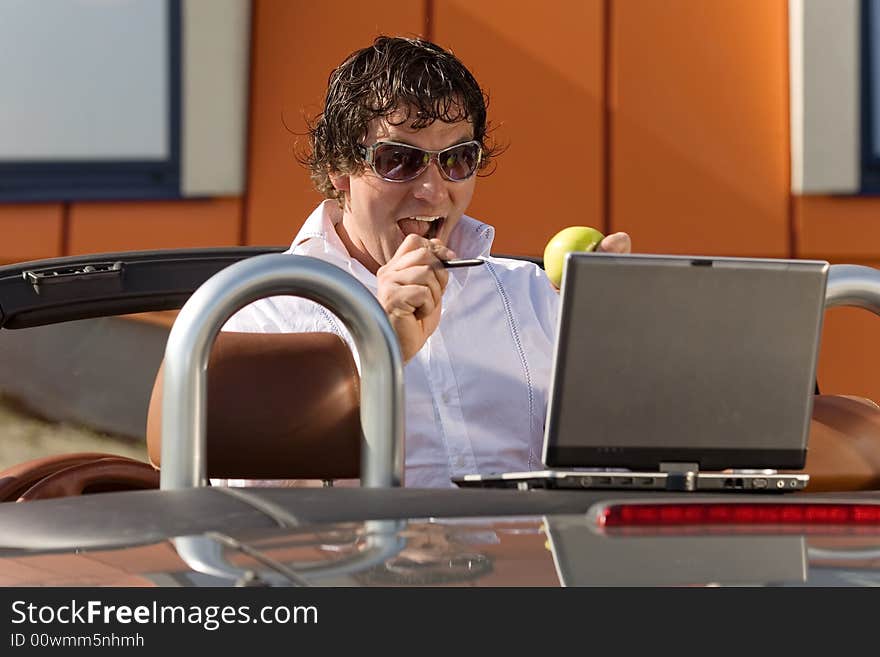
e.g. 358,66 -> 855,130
358,140 -> 482,183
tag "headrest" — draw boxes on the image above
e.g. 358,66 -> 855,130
146,331 -> 361,480
800,394 -> 880,491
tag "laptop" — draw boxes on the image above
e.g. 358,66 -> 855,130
453,252 -> 829,492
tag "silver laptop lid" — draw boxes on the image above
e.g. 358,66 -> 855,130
542,253 -> 829,471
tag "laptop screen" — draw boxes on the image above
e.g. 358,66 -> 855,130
542,254 -> 828,471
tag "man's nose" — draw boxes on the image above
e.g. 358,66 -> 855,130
412,157 -> 447,202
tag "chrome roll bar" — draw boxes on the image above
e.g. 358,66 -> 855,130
159,253 -> 405,489
826,264 -> 880,315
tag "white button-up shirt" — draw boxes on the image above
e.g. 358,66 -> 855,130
223,201 -> 559,488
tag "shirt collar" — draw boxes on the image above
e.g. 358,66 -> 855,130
290,200 -> 348,257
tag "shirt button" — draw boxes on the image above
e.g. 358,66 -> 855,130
455,457 -> 466,468
441,392 -> 451,404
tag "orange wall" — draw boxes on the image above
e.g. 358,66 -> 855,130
793,197 -> 880,399
67,199 -> 241,254
611,0 -> 791,257
244,0 -> 425,247
4,0 -> 880,401
0,204 -> 64,263
1,200 -> 242,261
796,197 -> 880,260
434,0 -> 605,256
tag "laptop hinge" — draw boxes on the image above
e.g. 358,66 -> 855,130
659,462 -> 699,473
659,462 -> 699,492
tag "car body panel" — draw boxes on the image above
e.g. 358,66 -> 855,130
2,488 -> 880,586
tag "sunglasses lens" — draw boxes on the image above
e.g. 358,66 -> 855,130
372,143 -> 428,181
440,142 -> 481,181
369,142 -> 481,182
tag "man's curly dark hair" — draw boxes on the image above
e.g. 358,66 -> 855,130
305,36 -> 499,204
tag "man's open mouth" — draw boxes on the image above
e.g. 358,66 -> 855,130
398,216 -> 445,240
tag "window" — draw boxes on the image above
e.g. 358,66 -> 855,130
0,0 -> 181,201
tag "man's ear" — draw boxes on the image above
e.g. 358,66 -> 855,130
329,172 -> 350,192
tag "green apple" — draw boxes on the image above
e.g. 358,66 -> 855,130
543,226 -> 605,288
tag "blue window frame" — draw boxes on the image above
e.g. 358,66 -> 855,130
862,0 -> 880,191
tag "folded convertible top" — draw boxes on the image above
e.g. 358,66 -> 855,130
0,247 -> 285,329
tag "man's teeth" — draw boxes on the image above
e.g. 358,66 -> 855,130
411,216 -> 441,222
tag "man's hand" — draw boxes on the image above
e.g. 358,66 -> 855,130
377,234 -> 457,362
597,232 -> 632,254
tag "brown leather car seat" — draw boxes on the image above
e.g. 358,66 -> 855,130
146,331 -> 361,481
794,395 -> 880,491
15,456 -> 160,501
0,452 -> 155,502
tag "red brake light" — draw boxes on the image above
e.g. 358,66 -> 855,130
599,503 -> 880,527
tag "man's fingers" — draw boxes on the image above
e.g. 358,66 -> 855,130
428,238 -> 457,262
385,284 -> 438,320
597,232 -> 632,254
380,246 -> 452,296
389,265 -> 443,306
387,235 -> 456,270
385,246 -> 450,274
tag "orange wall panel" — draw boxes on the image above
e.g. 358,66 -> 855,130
434,0 -> 604,257
244,0 -> 423,247
818,273 -> 880,404
67,199 -> 241,255
611,0 -> 790,257
794,199 -> 880,402
0,204 -> 64,263
795,196 -> 880,260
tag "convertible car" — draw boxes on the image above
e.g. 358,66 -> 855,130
0,247 -> 880,587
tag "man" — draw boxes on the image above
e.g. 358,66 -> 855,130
224,36 -> 631,487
